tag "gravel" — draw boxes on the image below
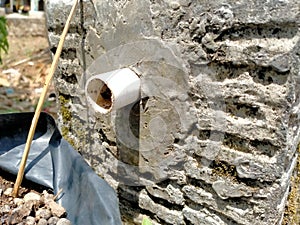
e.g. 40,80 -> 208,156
0,170 -> 71,225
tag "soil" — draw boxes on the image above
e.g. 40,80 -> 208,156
0,169 -> 70,225
0,28 -> 56,117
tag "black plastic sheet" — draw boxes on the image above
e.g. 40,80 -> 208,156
0,112 -> 122,225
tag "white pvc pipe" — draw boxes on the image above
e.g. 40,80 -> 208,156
85,68 -> 141,114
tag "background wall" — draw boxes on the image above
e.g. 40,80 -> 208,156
45,0 -> 300,224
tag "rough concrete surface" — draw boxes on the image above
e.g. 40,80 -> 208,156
45,0 -> 300,224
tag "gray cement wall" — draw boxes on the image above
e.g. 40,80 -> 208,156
45,0 -> 300,224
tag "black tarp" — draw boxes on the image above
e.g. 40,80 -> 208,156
0,112 -> 122,225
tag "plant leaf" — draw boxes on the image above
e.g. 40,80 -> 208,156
0,16 -> 8,63
142,217 -> 153,225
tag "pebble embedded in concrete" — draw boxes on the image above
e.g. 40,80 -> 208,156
169,1 -> 180,10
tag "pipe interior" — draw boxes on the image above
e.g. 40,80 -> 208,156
97,83 -> 112,109
87,79 -> 113,110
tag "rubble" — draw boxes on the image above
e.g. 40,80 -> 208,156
1,186 -> 70,225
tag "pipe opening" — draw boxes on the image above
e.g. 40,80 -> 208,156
97,83 -> 112,109
86,78 -> 113,111
85,68 -> 141,114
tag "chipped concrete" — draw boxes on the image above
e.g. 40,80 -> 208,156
45,0 -> 300,224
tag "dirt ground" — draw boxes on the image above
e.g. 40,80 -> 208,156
0,167 -> 71,224
0,30 -> 56,117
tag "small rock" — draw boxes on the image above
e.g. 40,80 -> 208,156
0,204 -> 10,213
10,207 -> 24,224
24,192 -> 41,202
25,216 -> 36,225
10,202 -> 34,224
170,1 -> 180,10
4,187 -> 13,196
57,218 -> 72,225
48,200 -> 66,217
270,54 -> 290,73
0,188 -> 3,196
36,208 -> 52,220
48,216 -> 59,225
201,33 -> 219,51
37,218 -> 48,225
14,198 -> 24,206
212,180 -> 252,199
42,190 -> 54,202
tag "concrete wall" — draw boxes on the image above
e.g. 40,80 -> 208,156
45,0 -> 300,224
6,12 -> 46,37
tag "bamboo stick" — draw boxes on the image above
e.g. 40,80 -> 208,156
12,0 -> 79,197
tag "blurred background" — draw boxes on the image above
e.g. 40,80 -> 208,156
0,0 -> 57,117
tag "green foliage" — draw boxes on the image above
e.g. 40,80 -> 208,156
0,16 -> 8,64
142,217 -> 153,225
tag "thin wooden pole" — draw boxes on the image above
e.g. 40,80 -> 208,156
12,0 -> 79,197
